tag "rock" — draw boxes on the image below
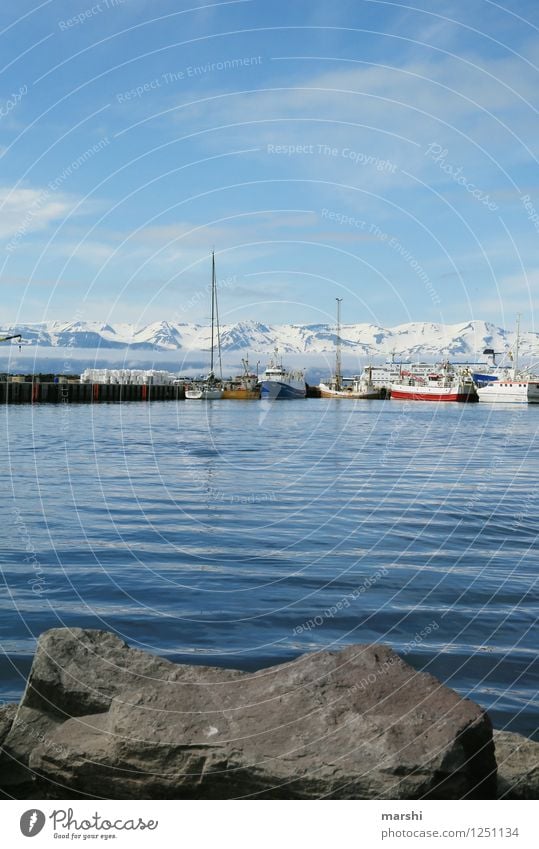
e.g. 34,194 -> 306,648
0,707 -> 64,789
0,703 -> 19,794
494,731 -> 539,799
0,703 -> 17,747
0,628 -> 497,799
20,627 -> 183,718
0,702 -> 60,798
0,629 -> 240,798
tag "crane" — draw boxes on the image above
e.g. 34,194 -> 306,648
0,333 -> 22,350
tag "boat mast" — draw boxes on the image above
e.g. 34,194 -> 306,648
214,257 -> 223,381
210,250 -> 215,377
514,313 -> 521,377
335,297 -> 342,390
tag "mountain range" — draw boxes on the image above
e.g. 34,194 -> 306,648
1,319 -> 537,363
0,320 -> 539,366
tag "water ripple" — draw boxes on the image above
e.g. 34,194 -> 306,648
1,400 -> 538,738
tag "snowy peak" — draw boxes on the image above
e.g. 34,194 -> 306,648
2,319 -> 537,361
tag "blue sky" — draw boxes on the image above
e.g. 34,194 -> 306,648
1,0 -> 538,331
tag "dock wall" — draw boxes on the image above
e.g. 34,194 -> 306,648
0,382 -> 186,404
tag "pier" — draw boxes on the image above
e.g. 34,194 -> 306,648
0,377 -> 327,404
0,380 -> 186,404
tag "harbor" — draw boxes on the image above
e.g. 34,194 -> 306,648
2,357 -> 538,404
4,302 -> 537,405
0,374 -> 325,403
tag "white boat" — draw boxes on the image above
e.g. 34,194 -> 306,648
259,349 -> 305,399
320,369 -> 384,399
185,386 -> 223,400
474,317 -> 539,403
390,362 -> 477,402
185,251 -> 223,401
476,377 -> 539,404
319,299 -> 384,399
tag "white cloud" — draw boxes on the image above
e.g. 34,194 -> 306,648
0,187 -> 79,240
47,211 -> 321,275
165,48 -> 539,185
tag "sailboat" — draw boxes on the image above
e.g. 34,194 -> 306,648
185,252 -> 224,400
319,298 -> 383,399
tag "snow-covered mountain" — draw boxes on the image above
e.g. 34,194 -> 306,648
1,319 -> 537,362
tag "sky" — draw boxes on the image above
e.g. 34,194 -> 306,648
0,0 -> 538,332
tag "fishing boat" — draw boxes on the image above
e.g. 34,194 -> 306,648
258,349 -> 306,399
390,361 -> 477,402
474,318 -> 539,403
222,358 -> 260,399
477,377 -> 539,403
185,251 -> 223,400
319,368 -> 384,399
319,298 -> 384,399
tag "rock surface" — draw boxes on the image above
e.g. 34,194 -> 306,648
0,628 -> 499,799
0,703 -> 16,748
494,731 -> 539,799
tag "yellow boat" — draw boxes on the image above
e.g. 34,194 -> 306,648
222,358 -> 260,399
222,385 -> 260,399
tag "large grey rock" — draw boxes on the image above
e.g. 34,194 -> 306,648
0,626 -> 179,794
0,628 -> 238,797
494,731 -> 539,799
20,627 -> 184,718
4,628 -> 497,799
0,706 -> 64,792
0,703 -> 20,798
0,703 -> 16,747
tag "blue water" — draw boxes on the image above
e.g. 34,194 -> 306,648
1,400 -> 538,739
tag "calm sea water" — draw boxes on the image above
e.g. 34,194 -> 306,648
1,399 -> 538,738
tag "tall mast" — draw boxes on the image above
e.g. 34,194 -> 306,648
214,255 -> 223,381
210,250 -> 215,375
335,297 -> 342,389
514,312 -> 521,376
